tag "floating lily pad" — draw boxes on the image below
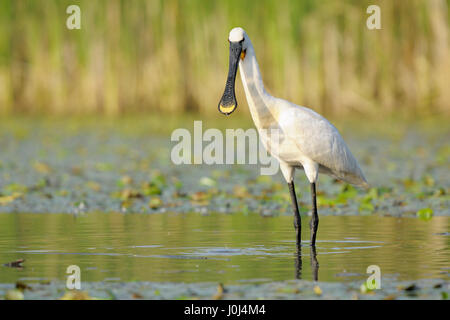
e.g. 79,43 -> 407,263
417,208 -> 433,221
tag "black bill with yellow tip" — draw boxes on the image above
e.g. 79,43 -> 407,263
218,41 -> 242,115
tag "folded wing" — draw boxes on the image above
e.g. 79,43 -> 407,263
277,101 -> 368,188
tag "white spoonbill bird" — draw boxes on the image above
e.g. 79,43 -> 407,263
218,27 -> 368,246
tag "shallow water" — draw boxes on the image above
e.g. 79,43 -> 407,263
0,118 -> 449,298
0,212 -> 448,284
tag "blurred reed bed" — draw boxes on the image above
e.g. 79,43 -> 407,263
0,0 -> 448,117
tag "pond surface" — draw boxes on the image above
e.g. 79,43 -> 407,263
0,117 -> 448,299
1,212 -> 448,284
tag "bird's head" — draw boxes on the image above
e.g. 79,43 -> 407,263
218,27 -> 248,115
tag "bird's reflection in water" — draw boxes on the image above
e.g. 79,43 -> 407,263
310,246 -> 319,281
295,245 -> 319,281
294,245 -> 302,279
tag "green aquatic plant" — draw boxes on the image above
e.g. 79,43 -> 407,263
4,289 -> 24,300
0,193 -> 23,205
199,177 -> 216,187
360,282 -> 375,294
416,208 -> 433,221
2,183 -> 28,195
149,197 -> 163,209
95,162 -> 114,172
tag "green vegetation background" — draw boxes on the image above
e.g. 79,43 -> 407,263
0,0 -> 449,118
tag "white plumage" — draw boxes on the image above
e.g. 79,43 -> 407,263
237,27 -> 367,187
219,27 -> 368,246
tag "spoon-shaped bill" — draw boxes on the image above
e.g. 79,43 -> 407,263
218,41 -> 242,115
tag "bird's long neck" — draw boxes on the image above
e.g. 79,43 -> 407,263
238,41 -> 277,130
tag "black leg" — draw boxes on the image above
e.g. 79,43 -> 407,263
288,181 -> 301,246
310,182 -> 319,246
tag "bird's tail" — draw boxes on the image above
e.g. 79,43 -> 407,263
339,170 -> 370,191
357,180 -> 370,191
